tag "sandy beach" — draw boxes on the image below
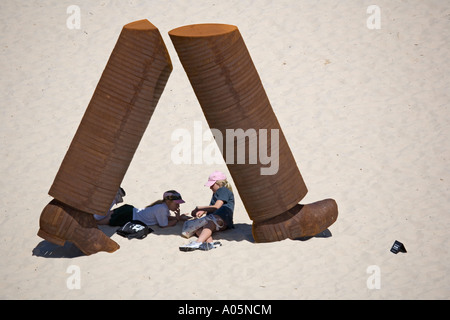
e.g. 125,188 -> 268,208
1,0 -> 449,300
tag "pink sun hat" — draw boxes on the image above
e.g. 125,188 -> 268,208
205,171 -> 227,187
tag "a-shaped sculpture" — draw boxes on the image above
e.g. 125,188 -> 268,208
169,24 -> 338,242
37,20 -> 172,255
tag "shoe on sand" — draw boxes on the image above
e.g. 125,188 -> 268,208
198,242 -> 219,251
179,241 -> 202,252
37,199 -> 120,255
179,241 -> 222,252
252,199 -> 338,243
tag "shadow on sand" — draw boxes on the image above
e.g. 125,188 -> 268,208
31,225 -> 117,258
32,222 -> 332,258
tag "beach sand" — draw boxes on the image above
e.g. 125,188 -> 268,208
0,0 -> 449,299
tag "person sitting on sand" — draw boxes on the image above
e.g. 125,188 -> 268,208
97,190 -> 189,228
179,171 -> 234,251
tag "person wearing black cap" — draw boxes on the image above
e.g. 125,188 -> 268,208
97,190 -> 189,228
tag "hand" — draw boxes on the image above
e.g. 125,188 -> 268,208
173,208 -> 181,220
191,207 -> 206,218
195,210 -> 206,218
179,214 -> 191,221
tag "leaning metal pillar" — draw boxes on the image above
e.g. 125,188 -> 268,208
37,20 -> 172,255
169,23 -> 337,242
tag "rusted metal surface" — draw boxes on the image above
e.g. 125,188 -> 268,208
49,20 -> 172,216
252,199 -> 338,242
38,20 -> 172,255
169,24 -> 308,223
38,199 -> 120,255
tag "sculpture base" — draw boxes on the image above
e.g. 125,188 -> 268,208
37,199 -> 119,255
252,199 -> 338,243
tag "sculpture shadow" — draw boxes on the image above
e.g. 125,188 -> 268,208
31,225 -> 118,258
212,223 -> 255,243
151,222 -> 256,243
151,223 -> 332,242
32,224 -> 332,258
32,240 -> 85,258
294,228 -> 333,241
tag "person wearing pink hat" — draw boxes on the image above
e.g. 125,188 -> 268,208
97,190 -> 189,228
179,171 -> 235,251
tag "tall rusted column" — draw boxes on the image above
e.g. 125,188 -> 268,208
169,24 -> 337,242
38,20 -> 172,255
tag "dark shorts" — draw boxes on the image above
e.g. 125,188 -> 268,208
208,206 -> 234,229
211,215 -> 227,231
109,204 -> 134,226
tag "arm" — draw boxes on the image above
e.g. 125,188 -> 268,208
162,208 -> 187,227
160,218 -> 178,228
155,207 -> 179,228
191,200 -> 224,218
164,209 -> 190,226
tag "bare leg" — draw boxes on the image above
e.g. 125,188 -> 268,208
196,221 -> 216,243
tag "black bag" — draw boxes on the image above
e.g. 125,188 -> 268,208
116,220 -> 153,240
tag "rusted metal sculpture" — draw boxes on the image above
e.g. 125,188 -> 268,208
169,23 -> 337,242
37,20 -> 172,255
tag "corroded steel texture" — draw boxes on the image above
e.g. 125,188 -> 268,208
252,199 -> 338,242
49,20 -> 172,216
38,199 -> 120,255
169,24 -> 307,222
